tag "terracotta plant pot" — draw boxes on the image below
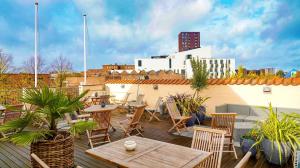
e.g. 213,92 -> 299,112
30,132 -> 74,168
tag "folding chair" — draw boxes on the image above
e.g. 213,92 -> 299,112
119,105 -> 146,137
31,153 -> 82,168
86,110 -> 111,148
234,152 -> 251,168
166,98 -> 191,134
0,111 -> 21,137
112,92 -> 131,107
145,97 -> 162,121
192,127 -> 226,168
211,113 -> 238,159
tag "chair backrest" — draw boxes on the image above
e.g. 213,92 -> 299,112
120,92 -> 130,105
192,127 -> 226,168
64,113 -> 73,124
154,97 -> 163,111
211,113 -> 236,136
31,153 -> 50,168
130,105 -> 146,126
6,104 -> 23,112
95,111 -> 111,129
166,98 -> 182,119
136,94 -> 144,105
3,111 -> 21,123
234,151 -> 251,168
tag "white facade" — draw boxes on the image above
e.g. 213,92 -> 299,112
135,47 -> 235,78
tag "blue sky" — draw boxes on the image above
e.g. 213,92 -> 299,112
0,0 -> 299,71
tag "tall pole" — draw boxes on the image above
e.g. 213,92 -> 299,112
34,0 -> 39,87
83,14 -> 87,85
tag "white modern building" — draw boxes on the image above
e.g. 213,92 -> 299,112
135,47 -> 235,79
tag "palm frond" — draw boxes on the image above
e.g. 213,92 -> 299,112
0,112 -> 35,132
69,121 -> 96,136
4,130 -> 52,146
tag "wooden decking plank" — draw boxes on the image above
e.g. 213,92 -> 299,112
0,143 -> 31,167
0,143 -> 26,168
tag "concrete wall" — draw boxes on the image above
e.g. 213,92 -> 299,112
106,83 -> 300,113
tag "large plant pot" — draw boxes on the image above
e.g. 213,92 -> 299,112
186,113 -> 197,127
30,132 -> 74,168
262,139 -> 291,165
240,137 -> 257,156
195,106 -> 206,124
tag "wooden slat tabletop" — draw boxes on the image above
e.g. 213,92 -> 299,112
86,136 -> 211,168
84,104 -> 118,113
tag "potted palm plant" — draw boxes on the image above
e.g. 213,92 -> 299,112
253,103 -> 300,165
0,87 -> 95,168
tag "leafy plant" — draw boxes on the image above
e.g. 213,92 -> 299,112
190,58 -> 209,95
0,86 -> 95,146
253,103 -> 300,163
242,128 -> 259,140
170,93 -> 209,116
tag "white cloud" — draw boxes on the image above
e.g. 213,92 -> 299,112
229,19 -> 262,35
147,0 -> 213,38
73,0 -> 104,20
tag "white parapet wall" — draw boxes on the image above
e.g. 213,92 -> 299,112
106,83 -> 300,113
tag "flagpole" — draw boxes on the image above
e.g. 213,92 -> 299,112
34,0 -> 39,87
83,14 -> 87,85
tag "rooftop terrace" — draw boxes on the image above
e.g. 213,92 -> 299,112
0,109 -> 291,168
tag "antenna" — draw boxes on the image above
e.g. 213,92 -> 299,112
83,14 -> 87,85
34,0 -> 39,87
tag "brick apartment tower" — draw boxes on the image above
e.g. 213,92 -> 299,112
178,32 -> 200,52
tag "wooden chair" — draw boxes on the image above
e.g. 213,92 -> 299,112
234,152 -> 251,168
112,92 -> 130,107
64,113 -> 91,125
166,98 -> 191,134
191,127 -> 226,168
31,153 -> 82,168
86,110 -> 112,148
211,113 -> 238,159
136,94 -> 144,105
119,105 -> 146,137
91,95 -> 110,105
145,97 -> 162,121
0,111 -> 22,137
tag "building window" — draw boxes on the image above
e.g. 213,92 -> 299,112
186,54 -> 192,59
169,59 -> 172,69
181,69 -> 186,76
138,60 -> 142,67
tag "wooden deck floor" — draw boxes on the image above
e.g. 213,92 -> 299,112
0,109 -> 292,168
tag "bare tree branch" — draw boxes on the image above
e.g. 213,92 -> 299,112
50,55 -> 73,88
50,55 -> 73,74
22,56 -> 48,74
0,49 -> 13,74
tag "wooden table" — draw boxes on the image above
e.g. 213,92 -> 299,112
84,104 -> 118,131
86,136 -> 211,168
90,95 -> 110,105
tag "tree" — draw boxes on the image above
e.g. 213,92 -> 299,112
190,58 -> 209,95
22,56 -> 48,74
276,70 -> 285,78
50,55 -> 73,88
236,65 -> 246,78
0,49 -> 13,74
